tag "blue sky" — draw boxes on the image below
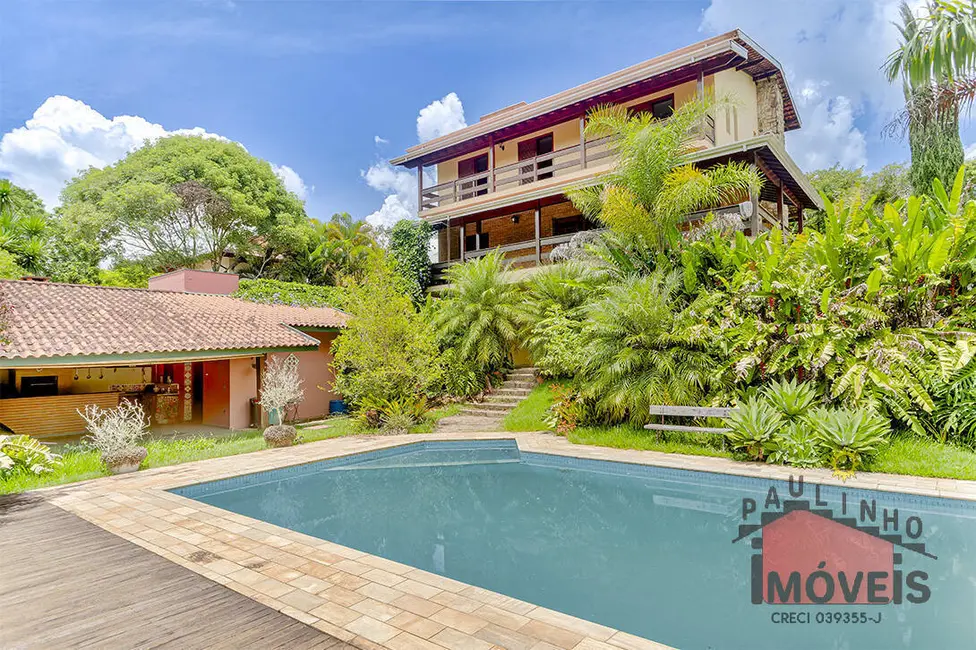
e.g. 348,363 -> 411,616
2,0 -> 974,226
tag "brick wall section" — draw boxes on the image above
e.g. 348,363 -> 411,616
436,199 -> 585,262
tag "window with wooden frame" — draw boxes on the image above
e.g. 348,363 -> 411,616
630,95 -> 675,120
552,214 -> 596,237
518,133 -> 554,184
457,153 -> 489,198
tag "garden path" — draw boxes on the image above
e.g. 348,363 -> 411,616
435,368 -> 537,433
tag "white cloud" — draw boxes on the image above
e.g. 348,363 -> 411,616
0,95 -> 308,208
701,0 -> 914,170
966,142 -> 976,161
363,93 -> 466,226
272,164 -> 310,200
361,161 -> 418,228
417,92 -> 467,142
374,135 -> 389,145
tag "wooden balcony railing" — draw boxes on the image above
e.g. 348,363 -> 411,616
421,136 -> 614,211
420,113 -> 715,213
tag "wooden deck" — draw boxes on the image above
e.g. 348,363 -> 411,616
0,494 -> 354,649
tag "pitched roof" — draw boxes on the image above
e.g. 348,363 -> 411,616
392,30 -> 799,168
0,280 -> 349,363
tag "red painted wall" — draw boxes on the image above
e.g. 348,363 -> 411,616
201,359 -> 230,428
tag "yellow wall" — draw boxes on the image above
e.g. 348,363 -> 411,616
432,77 -> 720,183
712,69 -> 759,145
10,367 -> 150,394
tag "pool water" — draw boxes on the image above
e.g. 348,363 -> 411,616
174,441 -> 976,650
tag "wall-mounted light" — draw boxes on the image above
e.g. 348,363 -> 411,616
511,215 -> 520,224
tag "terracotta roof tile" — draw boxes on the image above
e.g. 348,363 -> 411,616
0,280 -> 349,361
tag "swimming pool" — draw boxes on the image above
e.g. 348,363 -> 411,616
174,440 -> 976,650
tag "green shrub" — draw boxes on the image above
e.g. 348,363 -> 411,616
544,385 -> 589,434
332,259 -> 442,408
0,434 -> 60,477
235,278 -> 347,309
807,406 -> 891,475
725,397 -> 783,461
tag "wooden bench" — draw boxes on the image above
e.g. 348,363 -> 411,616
643,405 -> 735,435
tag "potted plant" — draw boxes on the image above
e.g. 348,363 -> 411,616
260,354 -> 304,448
78,401 -> 149,474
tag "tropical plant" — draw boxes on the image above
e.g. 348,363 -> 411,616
885,1 -> 969,193
260,354 -> 305,425
0,434 -> 61,477
725,397 -> 784,461
766,422 -> 822,468
544,385 -> 588,434
0,180 -> 50,275
578,270 -> 723,424
430,250 -> 521,376
567,96 -> 763,250
309,213 -> 378,285
807,406 -> 891,475
762,379 -> 818,420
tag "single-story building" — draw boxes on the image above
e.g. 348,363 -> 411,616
0,270 -> 348,441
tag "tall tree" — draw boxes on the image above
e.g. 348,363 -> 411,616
388,218 -> 433,304
885,1 -> 972,193
57,135 -> 312,275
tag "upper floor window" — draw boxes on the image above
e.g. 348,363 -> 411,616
518,133 -> 554,184
631,95 -> 674,120
458,153 -> 489,198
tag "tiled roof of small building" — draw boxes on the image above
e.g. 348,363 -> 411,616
0,280 -> 349,361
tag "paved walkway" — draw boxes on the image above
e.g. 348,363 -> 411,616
0,494 -> 353,649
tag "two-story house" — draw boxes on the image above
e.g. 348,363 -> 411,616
391,30 -> 822,286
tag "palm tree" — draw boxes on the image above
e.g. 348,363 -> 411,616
0,179 -> 48,275
885,1 -> 973,193
311,213 -> 377,284
567,96 -> 763,251
578,270 -> 723,424
430,250 -> 521,373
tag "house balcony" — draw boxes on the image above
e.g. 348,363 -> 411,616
419,115 -> 716,219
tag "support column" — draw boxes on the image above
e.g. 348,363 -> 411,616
534,207 -> 542,264
459,221 -> 466,262
797,207 -> 805,234
777,183 -> 787,242
417,164 -> 423,216
579,116 -> 587,169
696,66 -> 704,99
749,187 -> 760,236
488,138 -> 495,193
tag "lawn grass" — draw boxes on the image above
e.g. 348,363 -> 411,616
868,436 -> 976,480
500,381 -> 976,481
503,381 -> 556,431
567,424 -> 733,458
0,417 -> 362,495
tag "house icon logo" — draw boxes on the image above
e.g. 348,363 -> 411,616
733,476 -> 936,606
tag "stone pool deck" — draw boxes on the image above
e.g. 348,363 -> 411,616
38,431 -> 976,650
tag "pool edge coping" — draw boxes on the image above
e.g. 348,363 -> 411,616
43,431 -> 976,650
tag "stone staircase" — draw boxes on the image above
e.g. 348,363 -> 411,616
435,367 -> 537,432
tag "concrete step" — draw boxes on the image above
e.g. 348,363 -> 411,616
508,370 -> 537,379
458,409 -> 506,418
500,380 -> 536,390
467,402 -> 514,413
491,388 -> 533,397
485,395 -> 521,404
